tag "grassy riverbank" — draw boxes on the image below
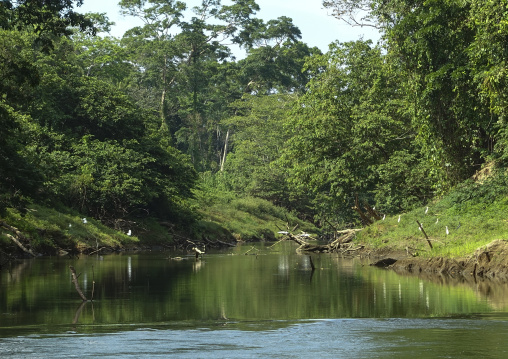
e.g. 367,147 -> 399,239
0,194 -> 316,258
357,168 -> 508,260
2,166 -> 508,264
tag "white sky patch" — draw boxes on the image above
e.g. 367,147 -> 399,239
76,0 -> 380,55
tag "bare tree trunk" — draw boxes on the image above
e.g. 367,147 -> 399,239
69,266 -> 88,302
220,128 -> 230,171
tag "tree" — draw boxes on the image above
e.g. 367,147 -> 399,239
1,0 -> 95,49
468,0 -> 508,161
279,40 -> 430,222
236,16 -> 321,94
221,94 -> 295,204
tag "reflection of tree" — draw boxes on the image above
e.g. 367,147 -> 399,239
72,301 -> 95,325
72,301 -> 87,325
5,259 -> 30,283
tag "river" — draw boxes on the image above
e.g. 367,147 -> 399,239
1,242 -> 508,358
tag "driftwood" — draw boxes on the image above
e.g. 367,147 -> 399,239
0,221 -> 38,257
329,229 -> 361,251
69,266 -> 87,302
283,228 -> 361,254
285,233 -> 328,252
192,246 -> 204,259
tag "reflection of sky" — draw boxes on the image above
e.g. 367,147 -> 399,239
128,256 -> 132,282
278,254 -> 289,274
76,0 -> 381,57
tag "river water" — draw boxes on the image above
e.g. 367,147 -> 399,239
1,242 -> 508,358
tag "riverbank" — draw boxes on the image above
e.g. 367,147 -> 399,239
3,167 -> 508,284
0,197 -> 316,261
363,239 -> 508,284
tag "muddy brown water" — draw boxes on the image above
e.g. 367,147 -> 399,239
1,242 -> 508,358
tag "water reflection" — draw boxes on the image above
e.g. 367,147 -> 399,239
1,244 -> 508,338
127,256 -> 131,282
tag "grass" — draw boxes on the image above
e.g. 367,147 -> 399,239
1,187 -> 318,256
357,172 -> 508,259
1,204 -> 140,254
195,196 -> 318,241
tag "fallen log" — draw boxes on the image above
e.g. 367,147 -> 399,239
280,228 -> 363,254
1,221 -> 38,257
286,233 -> 331,253
6,234 -> 37,257
329,229 -> 361,250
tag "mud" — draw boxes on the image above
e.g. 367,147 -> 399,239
367,239 -> 508,283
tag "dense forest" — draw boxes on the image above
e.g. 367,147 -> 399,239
1,0 -> 508,249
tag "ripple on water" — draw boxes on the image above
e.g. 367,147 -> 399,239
1,318 -> 508,358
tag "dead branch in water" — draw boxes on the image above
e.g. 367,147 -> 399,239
192,246 -> 204,259
275,223 -> 362,254
69,266 -> 87,302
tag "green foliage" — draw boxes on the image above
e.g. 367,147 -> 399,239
468,0 -> 508,120
193,171 -> 317,241
0,100 -> 42,212
359,165 -> 508,258
5,0 -> 508,252
1,204 -> 139,253
1,0 -> 96,51
222,94 -> 292,202
280,40 -> 425,221
374,150 -> 436,213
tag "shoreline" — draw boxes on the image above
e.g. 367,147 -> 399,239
365,239 -> 508,283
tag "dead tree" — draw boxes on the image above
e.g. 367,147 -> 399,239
69,266 -> 87,302
0,220 -> 38,257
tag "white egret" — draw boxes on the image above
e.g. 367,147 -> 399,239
277,231 -> 289,235
425,206 -> 429,214
435,218 -> 439,224
446,226 -> 449,235
82,218 -> 87,224
398,215 -> 401,223
127,229 -> 132,236
382,214 -> 386,220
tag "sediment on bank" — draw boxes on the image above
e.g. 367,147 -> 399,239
369,240 -> 508,282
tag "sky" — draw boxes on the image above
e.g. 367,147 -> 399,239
76,0 -> 380,54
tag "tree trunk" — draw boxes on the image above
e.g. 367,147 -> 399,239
69,266 -> 88,302
220,128 -> 230,171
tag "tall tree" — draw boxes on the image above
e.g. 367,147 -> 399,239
279,40 -> 430,222
221,94 -> 295,203
0,0 -> 95,49
323,0 -> 495,189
